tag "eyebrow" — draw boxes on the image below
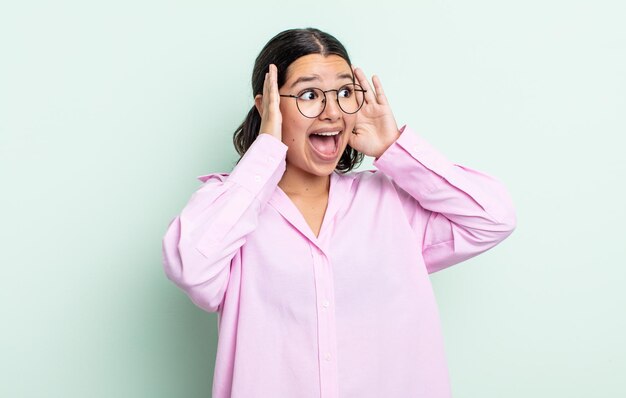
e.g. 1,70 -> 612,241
289,72 -> 354,89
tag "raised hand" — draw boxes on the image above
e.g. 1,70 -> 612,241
349,66 -> 401,158
255,64 -> 283,141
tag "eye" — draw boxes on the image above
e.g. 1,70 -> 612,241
298,89 -> 319,101
338,85 -> 354,98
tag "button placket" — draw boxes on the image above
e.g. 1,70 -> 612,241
311,245 -> 339,398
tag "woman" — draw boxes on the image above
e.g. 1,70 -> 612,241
162,27 -> 516,398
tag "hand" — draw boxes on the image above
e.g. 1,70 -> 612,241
348,66 -> 401,158
255,64 -> 283,141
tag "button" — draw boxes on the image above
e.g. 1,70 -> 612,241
322,300 -> 329,308
324,353 -> 331,361
254,175 -> 261,183
267,156 -> 274,163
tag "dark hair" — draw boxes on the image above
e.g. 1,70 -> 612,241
232,27 -> 364,173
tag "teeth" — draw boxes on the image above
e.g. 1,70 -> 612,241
312,131 -> 340,136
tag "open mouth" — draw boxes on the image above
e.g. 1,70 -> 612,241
308,130 -> 342,159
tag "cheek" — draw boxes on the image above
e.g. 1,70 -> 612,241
346,113 -> 358,126
280,104 -> 309,133
283,120 -> 309,148
340,115 -> 356,137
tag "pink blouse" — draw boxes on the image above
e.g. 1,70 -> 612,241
162,125 -> 517,397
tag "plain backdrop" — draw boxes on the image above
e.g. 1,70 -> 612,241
1,1 -> 624,397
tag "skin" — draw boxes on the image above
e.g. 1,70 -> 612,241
254,54 -> 401,200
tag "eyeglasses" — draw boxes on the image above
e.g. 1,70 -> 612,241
279,83 -> 367,118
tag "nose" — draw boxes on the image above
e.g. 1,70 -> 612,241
318,92 -> 342,121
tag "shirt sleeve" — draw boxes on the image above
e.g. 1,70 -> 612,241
373,125 -> 517,274
162,133 -> 288,312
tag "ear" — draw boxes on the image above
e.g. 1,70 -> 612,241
254,94 -> 263,116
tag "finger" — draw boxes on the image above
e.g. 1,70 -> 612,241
372,75 -> 388,106
266,64 -> 274,108
352,66 -> 376,105
270,64 -> 280,106
263,65 -> 274,114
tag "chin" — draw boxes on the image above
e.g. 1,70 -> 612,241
312,164 -> 337,176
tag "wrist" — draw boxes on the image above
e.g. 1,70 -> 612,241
375,129 -> 402,159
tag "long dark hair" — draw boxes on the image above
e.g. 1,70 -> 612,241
232,27 -> 364,173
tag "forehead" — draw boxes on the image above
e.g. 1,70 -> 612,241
284,54 -> 352,84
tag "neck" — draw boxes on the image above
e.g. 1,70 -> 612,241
278,167 -> 331,198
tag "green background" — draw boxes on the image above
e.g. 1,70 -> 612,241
1,1 -> 624,397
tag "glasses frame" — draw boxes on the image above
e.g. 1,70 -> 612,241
279,83 -> 368,119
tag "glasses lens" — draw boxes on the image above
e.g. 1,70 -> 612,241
296,88 -> 325,118
337,84 -> 364,114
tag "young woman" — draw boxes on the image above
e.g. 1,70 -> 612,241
162,27 -> 516,398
